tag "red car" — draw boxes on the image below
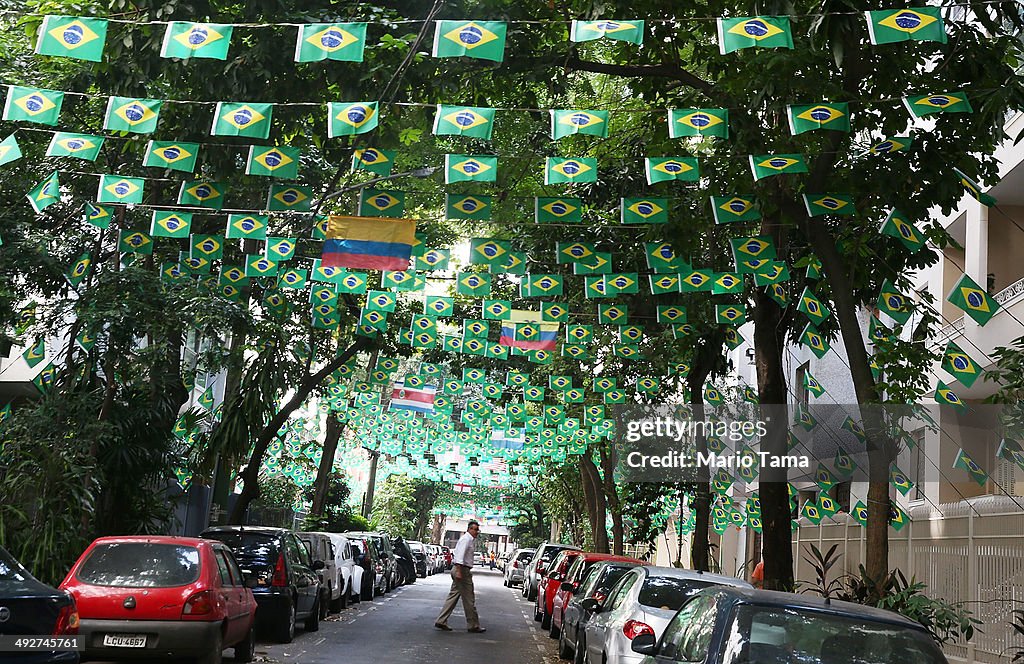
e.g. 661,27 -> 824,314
441,546 -> 453,570
60,536 -> 257,663
547,553 -> 644,638
535,549 -> 582,630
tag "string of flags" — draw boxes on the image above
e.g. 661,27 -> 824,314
29,10 -> 951,63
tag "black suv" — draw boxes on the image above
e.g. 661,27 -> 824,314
201,526 -> 323,643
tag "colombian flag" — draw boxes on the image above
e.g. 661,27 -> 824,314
499,309 -> 558,352
322,215 -> 416,271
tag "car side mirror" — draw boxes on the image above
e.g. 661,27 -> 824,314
581,598 -> 602,613
548,572 -> 562,581
631,633 -> 658,655
244,575 -> 259,589
312,559 -> 326,571
560,581 -> 576,593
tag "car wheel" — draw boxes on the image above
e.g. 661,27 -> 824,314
320,589 -> 329,619
361,577 -> 373,601
549,611 -> 560,638
534,601 -> 542,622
558,623 -> 573,660
332,582 -> 347,612
275,597 -> 296,643
304,594 -> 320,632
541,609 -> 552,630
234,624 -> 255,662
195,630 -> 223,664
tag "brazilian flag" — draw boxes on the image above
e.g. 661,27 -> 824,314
941,341 -> 980,387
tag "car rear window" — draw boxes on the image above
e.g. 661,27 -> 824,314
517,551 -> 534,562
542,546 -> 570,562
202,532 -> 278,564
638,577 -> 715,611
77,543 -> 201,588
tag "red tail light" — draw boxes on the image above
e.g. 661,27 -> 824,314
272,552 -> 288,587
52,598 -> 79,635
623,620 -> 655,640
182,590 -> 216,616
513,561 -> 519,569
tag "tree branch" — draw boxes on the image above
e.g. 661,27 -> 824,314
565,56 -> 718,99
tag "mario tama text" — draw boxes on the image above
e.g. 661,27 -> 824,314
624,449 -> 810,470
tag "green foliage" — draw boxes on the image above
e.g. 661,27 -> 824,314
255,475 -> 302,510
800,544 -> 980,645
370,475 -> 443,539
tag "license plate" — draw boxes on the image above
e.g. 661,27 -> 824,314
103,633 -> 147,648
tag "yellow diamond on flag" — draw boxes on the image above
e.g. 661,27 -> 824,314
474,241 -> 506,261
627,200 -> 664,218
914,94 -> 964,109
122,232 -> 150,249
336,103 -> 376,129
560,243 -> 592,260
173,24 -> 226,51
231,216 -> 264,234
813,196 -> 847,211
254,149 -> 294,171
677,111 -> 723,131
452,158 -> 492,177
610,275 -> 635,290
186,182 -> 220,201
48,19 -> 101,50
14,92 -> 56,117
758,157 -> 799,170
355,149 -> 389,166
796,106 -> 845,124
558,111 -> 605,129
959,286 -> 991,314
153,144 -> 193,164
114,100 -> 156,127
878,10 -> 938,33
273,188 -> 308,206
221,104 -> 265,130
104,178 -> 140,199
195,238 -> 222,256
452,196 -> 487,214
364,193 -> 400,212
719,197 -> 753,215
542,199 -> 578,217
551,160 -> 592,179
728,18 -> 785,41
56,136 -> 97,153
305,26 -> 358,52
652,160 -> 692,176
443,22 -> 500,49
443,109 -> 490,131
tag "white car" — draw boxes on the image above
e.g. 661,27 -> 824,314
582,566 -> 752,664
298,532 -> 339,617
325,533 -> 358,608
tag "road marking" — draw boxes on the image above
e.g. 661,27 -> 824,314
358,611 -> 368,617
536,644 -> 545,652
314,638 -> 326,646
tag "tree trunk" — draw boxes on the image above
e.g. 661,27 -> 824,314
579,454 -> 609,552
229,337 -> 370,524
362,450 -> 379,520
685,331 -> 724,572
599,446 -> 624,555
752,287 -> 795,591
310,414 -> 345,517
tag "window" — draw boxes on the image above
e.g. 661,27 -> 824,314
795,362 -> 810,405
911,429 -> 926,502
285,535 -> 307,568
214,548 -> 233,586
221,550 -> 244,586
608,572 -> 640,611
661,595 -> 717,662
76,543 -> 201,588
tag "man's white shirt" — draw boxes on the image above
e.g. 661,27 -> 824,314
453,531 -> 475,567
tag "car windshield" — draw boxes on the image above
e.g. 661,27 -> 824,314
202,532 -> 278,563
584,565 -> 634,597
77,543 -> 201,588
721,605 -> 948,664
638,576 -> 717,611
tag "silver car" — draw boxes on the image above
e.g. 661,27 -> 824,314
503,548 -> 535,587
582,566 -> 752,664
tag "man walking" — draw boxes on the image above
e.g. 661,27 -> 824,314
435,520 -> 486,633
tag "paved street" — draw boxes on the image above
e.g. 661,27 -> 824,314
252,568 -> 556,663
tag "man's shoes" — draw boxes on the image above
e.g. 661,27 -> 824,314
468,627 -> 487,633
435,623 -> 453,631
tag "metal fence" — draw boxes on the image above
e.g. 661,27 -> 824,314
793,496 -> 1024,663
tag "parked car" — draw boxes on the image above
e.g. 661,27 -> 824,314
523,542 -> 581,601
324,533 -> 357,608
0,545 -> 80,664
60,536 -> 257,662
630,586 -> 949,664
391,536 -> 418,585
200,526 -> 322,643
344,532 -> 398,591
429,545 -> 444,574
503,548 -> 536,588
441,546 -> 453,570
535,549 -> 583,629
474,552 -> 485,567
407,541 -> 429,578
582,566 -> 752,664
348,536 -> 376,598
558,560 -> 642,662
346,536 -> 385,598
297,532 -> 337,618
550,553 -> 644,640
